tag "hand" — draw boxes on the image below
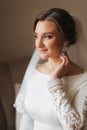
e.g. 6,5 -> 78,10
50,55 -> 70,79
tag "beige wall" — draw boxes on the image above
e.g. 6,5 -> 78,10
1,0 -> 87,62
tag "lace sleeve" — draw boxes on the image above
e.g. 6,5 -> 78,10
13,92 -> 26,113
13,65 -> 35,113
48,78 -> 87,130
13,70 -> 30,113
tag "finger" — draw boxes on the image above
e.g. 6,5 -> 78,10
60,56 -> 66,65
62,55 -> 69,66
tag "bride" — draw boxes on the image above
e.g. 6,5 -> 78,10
14,8 -> 87,130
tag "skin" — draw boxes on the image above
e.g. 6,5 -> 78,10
34,20 -> 84,79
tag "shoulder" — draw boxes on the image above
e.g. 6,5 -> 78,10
65,72 -> 87,93
74,72 -> 87,90
72,72 -> 87,84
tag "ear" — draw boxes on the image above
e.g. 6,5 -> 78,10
63,40 -> 69,46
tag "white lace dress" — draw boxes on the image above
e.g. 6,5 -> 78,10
14,68 -> 87,130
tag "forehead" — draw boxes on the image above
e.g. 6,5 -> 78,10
35,20 -> 58,33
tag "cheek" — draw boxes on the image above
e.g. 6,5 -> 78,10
49,40 -> 64,56
50,40 -> 63,51
35,41 -> 38,48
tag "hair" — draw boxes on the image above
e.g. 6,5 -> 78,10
33,8 -> 77,46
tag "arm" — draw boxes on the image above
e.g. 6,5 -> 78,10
19,114 -> 34,130
48,78 -> 87,130
14,91 -> 34,130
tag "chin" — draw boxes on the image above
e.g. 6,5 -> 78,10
39,54 -> 48,60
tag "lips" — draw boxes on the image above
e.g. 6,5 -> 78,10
39,49 -> 47,53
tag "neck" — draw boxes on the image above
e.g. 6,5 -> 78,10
47,56 -> 62,72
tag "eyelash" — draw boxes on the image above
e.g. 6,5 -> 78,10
34,35 -> 53,40
34,35 -> 37,39
44,35 -> 53,39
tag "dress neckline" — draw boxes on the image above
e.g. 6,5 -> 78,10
34,67 -> 50,77
34,67 -> 87,78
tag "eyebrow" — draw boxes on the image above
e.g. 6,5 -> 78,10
34,32 -> 55,35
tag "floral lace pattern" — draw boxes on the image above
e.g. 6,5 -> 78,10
48,79 -> 87,130
13,94 -> 26,113
82,96 -> 87,130
53,89 -> 82,130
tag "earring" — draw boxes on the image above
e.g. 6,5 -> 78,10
62,43 -> 68,55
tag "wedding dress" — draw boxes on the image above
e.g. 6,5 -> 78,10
14,15 -> 87,130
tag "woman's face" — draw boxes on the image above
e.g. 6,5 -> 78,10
34,20 -> 65,59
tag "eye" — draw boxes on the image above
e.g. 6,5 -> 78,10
34,34 -> 38,39
44,35 -> 53,40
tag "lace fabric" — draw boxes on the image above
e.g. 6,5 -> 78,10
53,89 -> 82,130
48,79 -> 87,130
13,94 -> 25,113
82,96 -> 87,130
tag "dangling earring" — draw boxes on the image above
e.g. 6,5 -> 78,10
62,43 -> 68,55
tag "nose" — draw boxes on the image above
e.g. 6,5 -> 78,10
35,37 -> 44,48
